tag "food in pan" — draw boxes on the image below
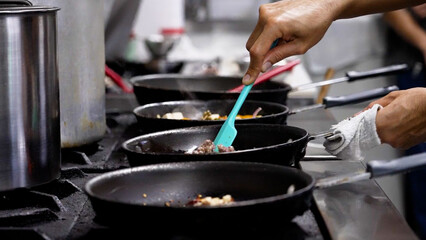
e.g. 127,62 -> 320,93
156,112 -> 190,120
185,139 -> 235,154
187,194 -> 234,207
287,184 -> 295,194
157,107 -> 263,121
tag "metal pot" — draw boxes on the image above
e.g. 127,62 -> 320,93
0,1 -> 60,191
31,0 -> 106,148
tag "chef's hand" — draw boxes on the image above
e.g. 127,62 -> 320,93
365,88 -> 426,149
242,0 -> 426,85
242,0 -> 336,85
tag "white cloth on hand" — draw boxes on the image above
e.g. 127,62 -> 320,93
323,104 -> 382,160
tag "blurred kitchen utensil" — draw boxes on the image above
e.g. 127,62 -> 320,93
316,68 -> 335,104
105,65 -> 133,93
145,34 -> 179,60
227,59 -> 301,93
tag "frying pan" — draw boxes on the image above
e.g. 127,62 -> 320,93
122,124 -> 324,167
133,85 -> 398,133
84,153 -> 426,232
130,64 -> 408,105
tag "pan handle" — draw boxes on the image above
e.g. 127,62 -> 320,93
289,85 -> 399,114
322,85 -> 399,108
315,152 -> 426,189
346,64 -> 408,81
367,152 -> 426,178
293,64 -> 409,92
308,131 -> 334,141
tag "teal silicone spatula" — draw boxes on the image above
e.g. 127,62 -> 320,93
213,82 -> 253,151
213,39 -> 280,151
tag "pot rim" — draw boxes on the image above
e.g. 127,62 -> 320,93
0,6 -> 59,14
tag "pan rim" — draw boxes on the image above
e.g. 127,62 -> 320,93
130,74 -> 292,94
132,99 -> 290,122
84,161 -> 315,209
121,124 -> 309,156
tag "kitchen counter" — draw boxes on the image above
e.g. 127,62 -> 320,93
286,98 -> 418,240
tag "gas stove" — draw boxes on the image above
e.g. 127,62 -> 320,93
0,94 -> 417,240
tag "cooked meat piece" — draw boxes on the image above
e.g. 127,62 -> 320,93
192,139 -> 216,154
217,144 -> 235,152
188,139 -> 235,154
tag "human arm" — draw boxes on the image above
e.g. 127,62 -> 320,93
383,7 -> 426,63
243,0 -> 426,85
364,88 -> 426,149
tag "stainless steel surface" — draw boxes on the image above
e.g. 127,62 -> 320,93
32,0 -> 106,148
290,103 -> 325,114
287,99 -> 418,239
301,161 -> 418,240
0,4 -> 61,191
315,171 -> 371,189
292,76 -> 349,92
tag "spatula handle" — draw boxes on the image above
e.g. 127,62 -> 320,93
227,83 -> 253,124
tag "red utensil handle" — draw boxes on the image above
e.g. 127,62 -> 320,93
227,58 -> 301,93
105,65 -> 134,93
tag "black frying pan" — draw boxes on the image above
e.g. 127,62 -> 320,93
122,124 -> 318,167
130,64 -> 408,106
133,85 -> 398,133
84,153 -> 426,233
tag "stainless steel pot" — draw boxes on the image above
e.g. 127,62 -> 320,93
0,1 -> 60,191
32,0 -> 106,148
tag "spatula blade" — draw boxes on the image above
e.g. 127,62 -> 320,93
213,121 -> 237,148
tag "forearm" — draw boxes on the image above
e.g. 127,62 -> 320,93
384,10 -> 426,52
334,0 -> 426,20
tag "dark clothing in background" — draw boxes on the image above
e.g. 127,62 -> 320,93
385,8 -> 426,69
384,8 -> 426,240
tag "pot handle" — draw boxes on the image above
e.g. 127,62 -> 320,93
315,152 -> 426,189
0,0 -> 32,6
367,152 -> 426,178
